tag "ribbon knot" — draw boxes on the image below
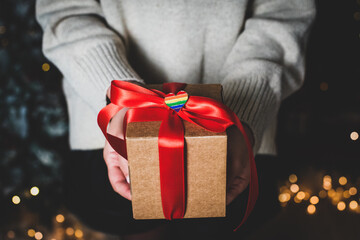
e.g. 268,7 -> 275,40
98,80 -> 258,231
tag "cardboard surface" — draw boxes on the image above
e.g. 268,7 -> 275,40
126,84 -> 227,219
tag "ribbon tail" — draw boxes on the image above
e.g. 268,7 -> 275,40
232,113 -> 259,231
97,103 -> 128,159
158,111 -> 186,220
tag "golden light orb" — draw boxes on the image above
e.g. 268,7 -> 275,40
34,232 -> 43,240
327,189 -> 336,198
304,192 -> 310,200
28,229 -> 36,237
296,191 -> 306,200
337,201 -> 346,211
350,131 -> 359,141
323,175 -> 332,183
12,195 -> 20,204
278,193 -> 291,203
323,181 -> 332,190
55,214 -> 65,223
42,63 -> 50,72
349,187 -> 357,196
290,184 -> 299,193
307,204 -> 316,214
66,227 -> 74,236
320,82 -> 328,91
339,176 -> 347,186
75,229 -> 84,238
349,200 -> 359,210
7,231 -> 15,239
343,190 -> 351,199
30,186 -> 40,196
289,174 -> 298,183
319,190 -> 327,198
310,196 -> 319,205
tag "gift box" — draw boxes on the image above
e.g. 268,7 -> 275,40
98,81 -> 258,229
126,84 -> 227,219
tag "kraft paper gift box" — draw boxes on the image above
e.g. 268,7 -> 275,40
126,84 -> 227,219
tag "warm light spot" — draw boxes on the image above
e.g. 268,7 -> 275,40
56,214 -> 65,223
7,231 -> 15,239
294,197 -> 302,203
34,232 -> 43,240
328,189 -> 336,198
350,200 -> 359,210
12,195 -> 20,204
290,184 -> 299,193
343,190 -> 351,199
0,26 -> 6,34
339,176 -> 347,186
278,193 -> 291,203
323,175 -> 332,182
296,191 -> 306,200
66,228 -> 74,236
319,190 -> 327,198
350,132 -> 359,141
304,192 -> 310,200
75,229 -> 83,238
307,204 -> 316,214
354,12 -> 360,21
349,187 -> 357,196
28,229 -> 36,237
310,196 -> 319,205
289,174 -> 297,183
320,82 -> 328,91
42,63 -> 50,72
30,186 -> 40,196
337,201 -> 346,211
323,181 -> 332,190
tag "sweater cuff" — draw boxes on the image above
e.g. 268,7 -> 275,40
222,70 -> 279,156
71,41 -> 144,111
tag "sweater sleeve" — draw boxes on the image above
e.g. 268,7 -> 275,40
220,0 -> 316,154
35,0 -> 143,113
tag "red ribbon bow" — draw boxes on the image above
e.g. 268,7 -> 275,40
97,80 -> 258,231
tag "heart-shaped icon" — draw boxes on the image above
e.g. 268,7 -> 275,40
164,90 -> 189,112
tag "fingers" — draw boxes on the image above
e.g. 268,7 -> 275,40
107,164 -> 132,200
104,141 -> 131,200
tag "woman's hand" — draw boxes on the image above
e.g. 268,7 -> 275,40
226,124 -> 255,205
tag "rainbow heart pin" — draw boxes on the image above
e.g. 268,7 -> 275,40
164,90 -> 189,112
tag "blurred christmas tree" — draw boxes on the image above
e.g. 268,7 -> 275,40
0,0 -> 70,237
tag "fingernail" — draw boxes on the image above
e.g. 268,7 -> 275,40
126,175 -> 130,184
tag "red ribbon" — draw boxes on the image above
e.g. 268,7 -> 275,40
97,80 -> 258,231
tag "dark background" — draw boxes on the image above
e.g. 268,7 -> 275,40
0,0 -> 359,239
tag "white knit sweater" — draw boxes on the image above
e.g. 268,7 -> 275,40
36,0 -> 315,156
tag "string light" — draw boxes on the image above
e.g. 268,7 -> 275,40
0,26 -> 6,34
290,184 -> 299,193
343,190 -> 351,198
323,175 -> 332,190
350,131 -> 359,141
30,186 -> 40,196
55,214 -> 65,223
320,82 -> 328,91
28,229 -> 36,237
327,189 -> 336,198
278,193 -> 291,203
307,204 -> 316,214
75,229 -> 84,238
289,174 -> 297,183
296,191 -> 306,200
319,190 -> 327,198
310,196 -> 319,205
339,176 -> 347,186
337,201 -> 346,211
12,195 -> 20,204
7,231 -> 15,239
42,63 -> 50,72
304,192 -> 310,201
349,187 -> 357,195
66,227 -> 74,236
34,232 -> 43,240
349,200 -> 358,210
